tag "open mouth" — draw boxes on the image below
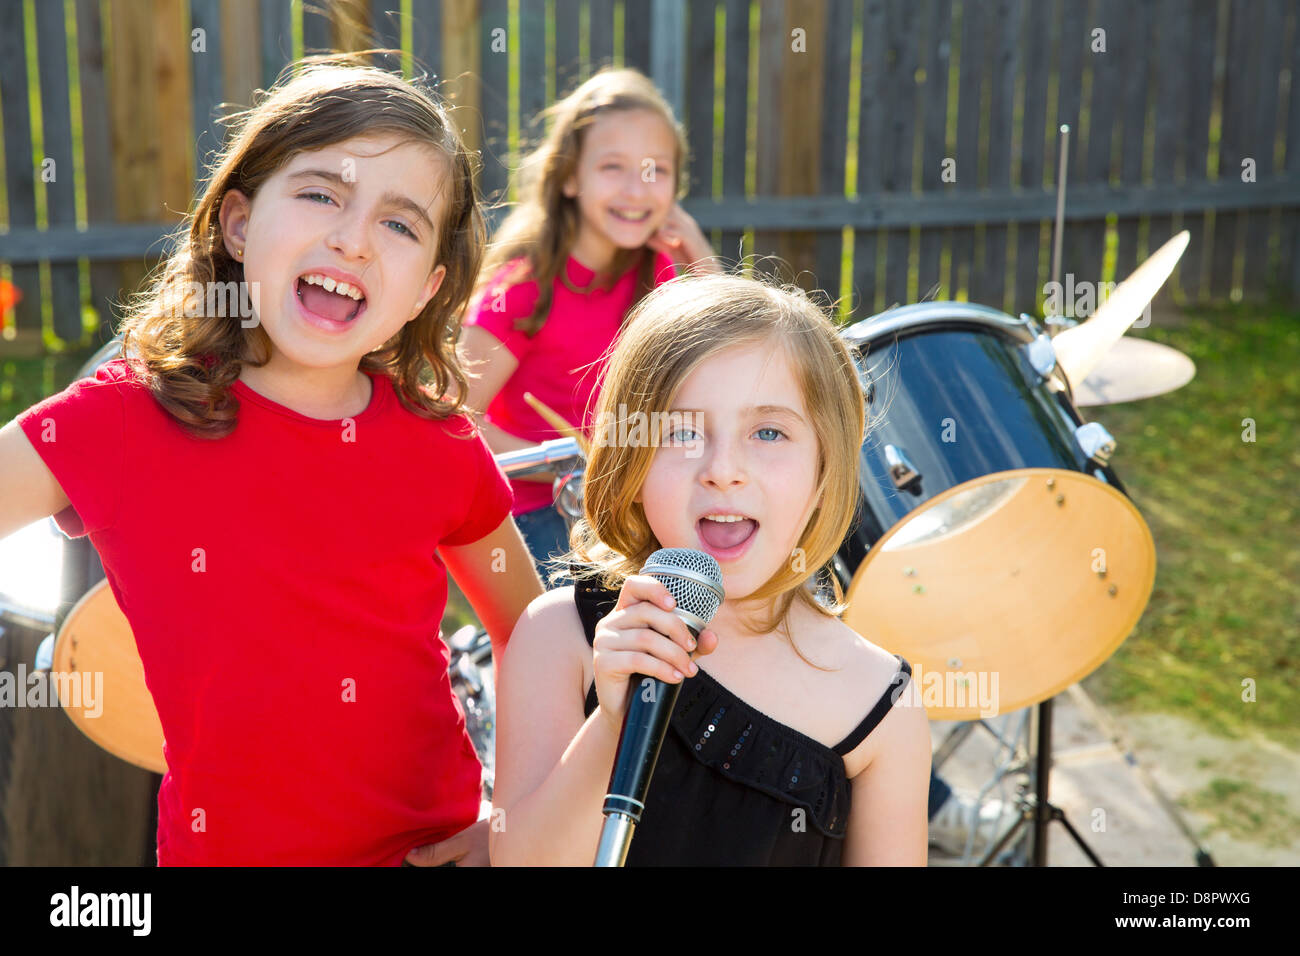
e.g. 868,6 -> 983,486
295,274 -> 366,323
610,208 -> 651,223
697,513 -> 759,554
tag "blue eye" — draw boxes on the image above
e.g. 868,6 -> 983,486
756,427 -> 785,441
299,192 -> 417,240
669,428 -> 699,442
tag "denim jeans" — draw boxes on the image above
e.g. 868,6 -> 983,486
513,504 -> 573,591
928,770 -> 952,820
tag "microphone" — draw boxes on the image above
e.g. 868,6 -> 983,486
594,548 -> 725,867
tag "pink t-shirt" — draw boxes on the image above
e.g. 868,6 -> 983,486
16,359 -> 512,865
464,252 -> 677,515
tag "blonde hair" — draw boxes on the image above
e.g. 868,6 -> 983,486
471,67 -> 689,337
567,273 -> 866,649
117,51 -> 485,438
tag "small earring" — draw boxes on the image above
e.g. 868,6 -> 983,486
236,248 -> 243,258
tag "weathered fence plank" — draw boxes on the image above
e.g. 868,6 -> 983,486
1013,0 -> 1050,313
4,0 -> 1300,358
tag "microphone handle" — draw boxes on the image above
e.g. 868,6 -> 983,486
594,676 -> 683,867
603,675 -> 684,820
595,616 -> 702,866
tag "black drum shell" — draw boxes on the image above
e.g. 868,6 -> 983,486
837,318 -> 1126,579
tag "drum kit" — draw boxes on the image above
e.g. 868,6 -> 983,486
0,128 -> 1202,864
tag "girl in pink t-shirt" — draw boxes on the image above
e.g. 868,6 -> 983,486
0,53 -> 542,865
459,68 -> 720,579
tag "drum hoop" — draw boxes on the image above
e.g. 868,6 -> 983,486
841,301 -> 1036,348
0,599 -> 56,631
841,301 -> 1074,399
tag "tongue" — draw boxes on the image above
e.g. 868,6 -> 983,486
699,518 -> 757,550
300,281 -> 360,322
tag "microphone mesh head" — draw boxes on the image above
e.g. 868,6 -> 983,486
641,548 -> 725,624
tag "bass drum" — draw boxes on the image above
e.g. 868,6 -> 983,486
0,336 -> 159,865
835,303 -> 1155,720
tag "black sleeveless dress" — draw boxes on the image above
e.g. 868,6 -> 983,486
572,570 -> 913,866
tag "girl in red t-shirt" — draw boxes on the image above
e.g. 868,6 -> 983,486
459,68 -> 720,581
0,53 -> 542,865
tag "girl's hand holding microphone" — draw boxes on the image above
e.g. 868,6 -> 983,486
592,575 -> 720,736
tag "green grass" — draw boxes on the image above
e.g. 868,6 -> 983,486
1179,777 -> 1300,848
0,350 -> 95,425
1080,304 -> 1300,750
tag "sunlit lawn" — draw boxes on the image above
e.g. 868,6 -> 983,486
1079,304 -> 1300,749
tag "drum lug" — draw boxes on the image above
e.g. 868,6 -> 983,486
1075,422 -> 1117,465
1024,330 -> 1058,380
884,443 -> 922,490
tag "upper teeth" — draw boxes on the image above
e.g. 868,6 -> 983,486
301,273 -> 364,301
703,514 -> 749,522
613,209 -> 649,220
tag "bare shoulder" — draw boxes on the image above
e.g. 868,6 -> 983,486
501,585 -> 593,692
511,585 -> 584,650
822,617 -> 928,778
806,612 -> 907,701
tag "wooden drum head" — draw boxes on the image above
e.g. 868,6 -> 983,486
842,468 -> 1155,720
51,580 -> 167,774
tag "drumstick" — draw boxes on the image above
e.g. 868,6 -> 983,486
523,391 -> 590,457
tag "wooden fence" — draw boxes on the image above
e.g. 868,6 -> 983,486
2,0 -> 1299,359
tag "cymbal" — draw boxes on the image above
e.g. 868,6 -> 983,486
1052,231 -> 1189,387
1070,337 -> 1196,406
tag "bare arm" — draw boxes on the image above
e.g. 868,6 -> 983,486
457,325 -> 552,484
438,514 -> 544,659
0,419 -> 69,542
489,589 -> 622,866
842,697 -> 932,866
491,576 -> 713,866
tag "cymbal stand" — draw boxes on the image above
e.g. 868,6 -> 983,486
975,697 -> 1105,867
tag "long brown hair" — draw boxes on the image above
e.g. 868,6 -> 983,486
471,68 -> 689,337
117,51 -> 485,438
568,273 -> 866,647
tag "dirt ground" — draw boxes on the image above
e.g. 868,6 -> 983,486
926,686 -> 1300,867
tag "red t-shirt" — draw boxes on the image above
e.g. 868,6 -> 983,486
16,359 -> 513,865
464,252 -> 676,515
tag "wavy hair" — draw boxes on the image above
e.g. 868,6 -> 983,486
117,51 -> 485,438
470,67 -> 689,337
566,273 -> 866,651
